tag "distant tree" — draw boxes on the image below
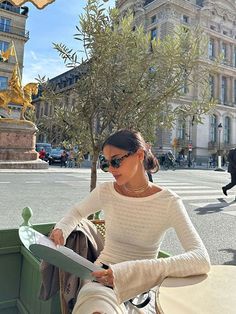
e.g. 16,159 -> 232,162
38,0 -> 215,193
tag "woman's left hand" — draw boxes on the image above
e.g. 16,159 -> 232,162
92,268 -> 114,288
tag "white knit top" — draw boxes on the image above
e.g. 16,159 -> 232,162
55,181 -> 210,303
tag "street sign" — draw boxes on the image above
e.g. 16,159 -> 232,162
188,144 -> 192,151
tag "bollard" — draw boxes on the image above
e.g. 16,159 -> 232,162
20,206 -> 33,227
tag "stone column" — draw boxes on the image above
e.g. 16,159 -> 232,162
227,77 -> 231,106
233,78 -> 236,107
218,74 -> 222,103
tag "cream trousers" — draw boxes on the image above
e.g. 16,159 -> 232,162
72,281 -> 127,314
72,281 -> 156,314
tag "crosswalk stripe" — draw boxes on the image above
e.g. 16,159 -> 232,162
155,182 -> 194,186
190,202 -> 236,208
160,186 -> 211,189
173,189 -> 234,194
222,211 -> 236,216
181,194 -> 235,201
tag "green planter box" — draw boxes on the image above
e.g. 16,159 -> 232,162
0,208 -> 170,314
0,224 -> 61,314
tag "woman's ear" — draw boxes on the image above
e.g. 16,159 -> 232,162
136,149 -> 145,162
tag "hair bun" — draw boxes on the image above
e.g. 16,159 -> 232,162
144,150 -> 159,173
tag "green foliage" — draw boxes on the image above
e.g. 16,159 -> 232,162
38,0 -> 216,191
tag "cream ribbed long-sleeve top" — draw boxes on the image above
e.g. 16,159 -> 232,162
55,181 -> 210,303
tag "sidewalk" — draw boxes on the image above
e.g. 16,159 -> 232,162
0,166 -> 92,173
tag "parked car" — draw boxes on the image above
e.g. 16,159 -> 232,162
35,143 -> 52,162
48,148 -> 64,165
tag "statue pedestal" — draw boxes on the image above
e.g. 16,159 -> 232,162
0,119 -> 48,169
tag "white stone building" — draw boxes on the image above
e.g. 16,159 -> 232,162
0,1 -> 29,118
117,0 -> 236,165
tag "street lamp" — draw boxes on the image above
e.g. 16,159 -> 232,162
214,122 -> 225,171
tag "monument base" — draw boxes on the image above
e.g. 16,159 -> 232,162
0,159 -> 48,169
0,118 -> 48,169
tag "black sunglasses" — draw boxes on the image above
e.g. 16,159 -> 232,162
99,152 -> 133,172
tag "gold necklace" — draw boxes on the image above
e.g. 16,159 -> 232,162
122,181 -> 149,194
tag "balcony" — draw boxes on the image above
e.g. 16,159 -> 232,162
0,23 -> 29,39
0,2 -> 20,14
144,0 -> 155,5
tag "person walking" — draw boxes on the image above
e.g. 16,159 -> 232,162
50,129 -> 210,314
39,148 -> 46,161
222,147 -> 236,196
60,150 -> 68,168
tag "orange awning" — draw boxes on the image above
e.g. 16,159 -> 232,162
6,0 -> 55,9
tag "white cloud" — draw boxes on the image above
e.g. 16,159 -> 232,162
22,52 -> 68,85
30,50 -> 38,61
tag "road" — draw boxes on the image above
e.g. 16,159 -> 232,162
0,167 -> 235,266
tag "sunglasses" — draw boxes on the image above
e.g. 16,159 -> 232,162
99,152 -> 133,172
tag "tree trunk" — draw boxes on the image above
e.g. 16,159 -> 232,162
90,146 -> 99,191
88,146 -> 100,220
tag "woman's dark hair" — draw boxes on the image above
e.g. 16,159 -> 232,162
102,129 -> 159,173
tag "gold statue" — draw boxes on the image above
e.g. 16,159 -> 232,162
0,65 -> 38,120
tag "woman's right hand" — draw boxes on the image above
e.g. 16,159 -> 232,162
50,228 -> 64,245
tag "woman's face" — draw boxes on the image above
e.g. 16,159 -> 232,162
102,144 -> 144,185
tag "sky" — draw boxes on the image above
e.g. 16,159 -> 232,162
22,0 -> 115,85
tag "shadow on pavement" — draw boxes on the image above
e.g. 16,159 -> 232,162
218,248 -> 236,265
194,199 -> 236,215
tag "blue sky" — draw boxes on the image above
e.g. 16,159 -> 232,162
22,0 -> 115,84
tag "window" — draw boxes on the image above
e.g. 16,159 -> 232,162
150,28 -> 157,40
182,15 -> 189,23
177,120 -> 186,140
234,80 -> 236,104
223,31 -> 227,36
181,69 -> 188,94
210,25 -> 216,31
210,115 -> 217,142
208,39 -> 214,59
234,48 -> 236,67
0,40 -> 9,52
221,43 -> 227,61
0,76 -> 8,90
196,0 -> 204,6
224,117 -> 230,144
221,77 -> 227,104
209,75 -> 214,98
0,17 -> 11,32
151,15 -> 156,24
44,102 -> 48,116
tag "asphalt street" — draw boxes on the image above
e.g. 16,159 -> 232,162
0,167 -> 235,266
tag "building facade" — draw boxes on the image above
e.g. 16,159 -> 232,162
117,0 -> 236,165
0,1 -> 29,118
33,66 -> 85,143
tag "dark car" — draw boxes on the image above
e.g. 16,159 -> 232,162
48,148 -> 64,165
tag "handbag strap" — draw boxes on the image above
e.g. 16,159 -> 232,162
129,291 -> 151,308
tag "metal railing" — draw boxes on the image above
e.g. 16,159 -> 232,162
0,23 -> 29,39
0,2 -> 20,14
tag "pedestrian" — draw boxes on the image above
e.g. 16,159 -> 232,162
60,150 -> 68,168
50,129 -> 210,313
39,148 -> 46,160
222,147 -> 236,196
208,156 -> 213,168
67,150 -> 75,168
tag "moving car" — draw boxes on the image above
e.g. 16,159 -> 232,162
48,148 -> 64,165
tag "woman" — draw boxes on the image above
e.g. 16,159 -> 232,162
50,129 -> 210,314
